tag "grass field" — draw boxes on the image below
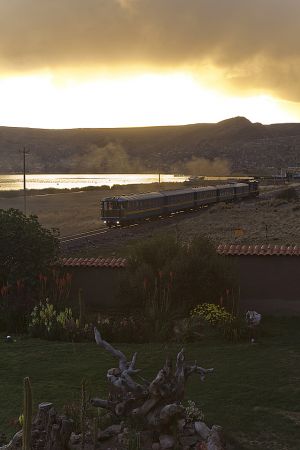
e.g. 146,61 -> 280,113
0,317 -> 299,449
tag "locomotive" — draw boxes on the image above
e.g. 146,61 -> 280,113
100,181 -> 259,227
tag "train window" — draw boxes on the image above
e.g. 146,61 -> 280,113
105,201 -> 118,210
120,202 -> 128,210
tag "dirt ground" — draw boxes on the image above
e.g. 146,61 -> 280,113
1,184 -> 299,255
0,189 -> 107,235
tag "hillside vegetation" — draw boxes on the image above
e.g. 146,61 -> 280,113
1,116 -> 300,175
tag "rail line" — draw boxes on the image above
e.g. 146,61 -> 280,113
59,205 -> 211,246
60,222 -> 140,244
60,184 -> 298,247
60,228 -> 109,243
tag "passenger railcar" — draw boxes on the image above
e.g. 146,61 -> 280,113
100,181 -> 258,227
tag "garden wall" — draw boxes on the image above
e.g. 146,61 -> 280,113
63,249 -> 300,316
67,266 -> 126,312
217,244 -> 300,315
235,255 -> 300,315
61,257 -> 128,312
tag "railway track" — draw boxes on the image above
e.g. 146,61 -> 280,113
60,228 -> 109,244
59,207 -> 206,247
60,222 -> 140,244
60,184 -> 299,249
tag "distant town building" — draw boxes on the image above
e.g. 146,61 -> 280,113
286,166 -> 300,179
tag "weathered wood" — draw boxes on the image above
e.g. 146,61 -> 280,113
91,327 -> 214,433
94,327 -> 144,395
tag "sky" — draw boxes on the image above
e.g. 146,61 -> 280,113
1,0 -> 300,128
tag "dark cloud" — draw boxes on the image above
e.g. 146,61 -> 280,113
1,1 -> 300,100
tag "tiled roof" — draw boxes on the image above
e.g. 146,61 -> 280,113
61,257 -> 127,268
61,245 -> 300,268
217,244 -> 300,256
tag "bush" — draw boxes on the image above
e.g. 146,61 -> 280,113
121,233 -> 236,315
0,280 -> 29,333
96,314 -> 149,343
29,300 -> 92,341
191,303 -> 233,326
0,209 -> 59,287
0,267 -> 72,334
191,302 -> 248,341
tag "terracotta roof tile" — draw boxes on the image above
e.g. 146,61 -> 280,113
61,257 -> 127,268
61,244 -> 300,268
216,244 -> 300,256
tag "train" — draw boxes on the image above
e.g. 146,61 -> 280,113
100,181 -> 259,227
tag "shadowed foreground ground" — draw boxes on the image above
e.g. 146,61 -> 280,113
0,317 -> 299,450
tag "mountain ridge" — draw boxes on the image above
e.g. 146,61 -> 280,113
1,117 -> 300,175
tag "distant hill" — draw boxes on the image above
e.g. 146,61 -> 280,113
1,116 -> 300,175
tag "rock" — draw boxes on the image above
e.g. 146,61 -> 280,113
207,425 -> 225,450
98,423 -> 123,441
152,443 -> 161,450
194,421 -> 210,440
182,423 -> 195,436
195,443 -> 208,450
179,434 -> 199,447
177,418 -> 186,432
70,433 -> 81,445
117,431 -> 129,445
159,404 -> 184,424
34,403 -> 54,430
105,424 -> 122,435
140,430 -> 154,445
159,434 -> 175,449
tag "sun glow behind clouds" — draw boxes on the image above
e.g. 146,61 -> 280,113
0,72 -> 299,128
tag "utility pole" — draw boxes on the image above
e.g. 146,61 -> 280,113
157,152 -> 161,186
21,147 -> 30,215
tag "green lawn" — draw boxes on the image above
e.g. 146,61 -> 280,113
0,317 -> 299,450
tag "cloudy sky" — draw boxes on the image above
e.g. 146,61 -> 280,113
1,0 -> 300,128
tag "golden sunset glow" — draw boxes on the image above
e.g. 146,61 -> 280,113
1,0 -> 300,128
0,72 -> 299,129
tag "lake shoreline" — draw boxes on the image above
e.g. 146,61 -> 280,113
0,181 -> 188,198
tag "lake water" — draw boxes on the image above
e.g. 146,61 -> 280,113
0,173 -> 189,191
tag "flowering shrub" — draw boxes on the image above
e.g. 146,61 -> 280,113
30,300 -> 57,336
191,303 -> 233,326
183,400 -> 204,422
29,300 -> 91,341
191,303 -> 247,341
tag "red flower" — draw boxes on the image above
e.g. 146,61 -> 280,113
143,277 -> 148,289
16,279 -> 24,292
1,286 -> 7,296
